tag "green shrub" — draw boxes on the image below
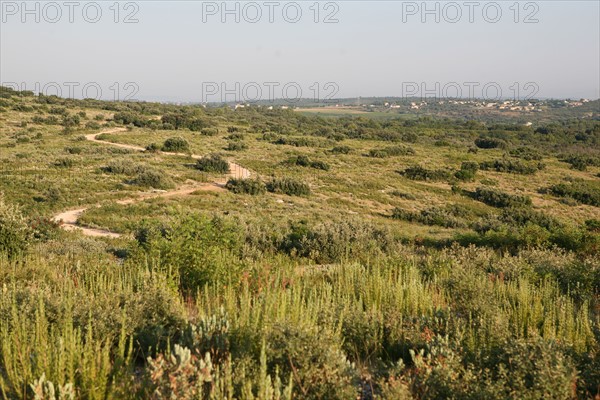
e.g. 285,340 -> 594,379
113,111 -> 148,127
310,160 -> 330,171
226,133 -> 245,141
273,136 -> 326,148
85,121 -> 101,130
454,161 -> 479,181
261,132 -> 279,141
225,178 -> 266,195
0,197 -> 32,259
196,154 -> 230,174
280,219 -> 391,263
145,143 -> 161,153
561,154 -> 600,171
585,219 -> 600,232
500,207 -> 561,231
367,145 -> 415,158
548,180 -> 600,207
510,146 -> 543,161
329,145 -> 352,154
266,323 -> 357,400
29,216 -> 61,241
64,146 -> 83,155
472,187 -> 532,208
392,205 -> 468,228
293,155 -> 311,167
200,127 -> 219,136
133,169 -> 175,189
134,214 -> 244,291
53,157 -> 75,168
162,137 -> 190,153
267,178 -> 310,196
49,106 -> 67,115
102,160 -> 147,175
287,155 -> 330,171
390,190 -> 416,200
225,141 -> 247,151
61,114 -> 80,128
408,335 -> 577,400
475,137 -> 507,149
401,165 -> 452,181
146,340 -> 292,400
479,159 -> 545,175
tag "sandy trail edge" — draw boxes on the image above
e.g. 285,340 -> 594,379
52,127 -> 251,238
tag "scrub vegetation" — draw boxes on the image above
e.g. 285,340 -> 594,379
0,86 -> 599,399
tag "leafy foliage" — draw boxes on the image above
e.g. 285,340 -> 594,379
195,154 -> 230,174
266,178 -> 311,196
549,180 -> 600,207
225,178 -> 267,195
161,137 -> 190,153
479,158 -> 545,175
472,187 -> 532,208
401,165 -> 453,181
0,197 -> 31,258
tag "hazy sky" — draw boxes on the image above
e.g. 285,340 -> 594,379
1,1 -> 599,102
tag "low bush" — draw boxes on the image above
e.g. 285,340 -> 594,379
162,137 -> 190,153
261,132 -> 279,141
392,205 -> 469,228
390,190 -> 416,200
286,155 -> 330,171
266,323 -> 357,400
475,137 -> 507,149
112,111 -> 148,127
0,197 -> 31,259
510,146 -> 543,161
225,141 -> 247,151
408,335 -> 577,400
133,169 -> 175,189
267,178 -> 310,196
53,157 -> 76,168
500,207 -> 561,231
200,127 -> 219,136
145,143 -> 161,153
585,219 -> 600,232
273,136 -> 327,148
548,180 -> 600,207
401,165 -> 452,181
85,121 -> 101,130
102,159 -> 146,175
329,145 -> 352,154
29,216 -> 61,241
561,154 -> 600,171
479,159 -> 545,175
133,214 -> 244,291
472,187 -> 532,208
310,160 -> 330,171
280,219 -> 392,263
225,178 -> 266,195
454,161 -> 479,181
196,154 -> 230,174
226,133 -> 245,141
64,146 -> 83,154
367,145 -> 415,158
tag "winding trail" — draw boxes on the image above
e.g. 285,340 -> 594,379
52,127 -> 251,238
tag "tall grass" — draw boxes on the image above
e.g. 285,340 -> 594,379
0,237 -> 597,398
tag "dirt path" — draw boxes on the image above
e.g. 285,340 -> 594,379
53,127 -> 251,238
